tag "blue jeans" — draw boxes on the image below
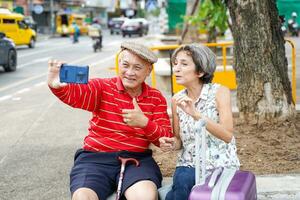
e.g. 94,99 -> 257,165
166,166 -> 195,200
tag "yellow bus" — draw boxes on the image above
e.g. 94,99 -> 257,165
56,13 -> 88,36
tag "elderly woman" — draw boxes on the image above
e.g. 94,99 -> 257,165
159,44 -> 240,200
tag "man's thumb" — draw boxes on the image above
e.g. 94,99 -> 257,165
133,98 -> 141,110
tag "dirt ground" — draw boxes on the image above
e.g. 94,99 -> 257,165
152,113 -> 300,177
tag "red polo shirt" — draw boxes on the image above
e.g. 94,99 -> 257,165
50,77 -> 172,152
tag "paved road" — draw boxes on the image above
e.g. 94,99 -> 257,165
0,31 -> 155,199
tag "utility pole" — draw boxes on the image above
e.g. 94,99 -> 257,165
29,0 -> 33,15
50,0 -> 55,36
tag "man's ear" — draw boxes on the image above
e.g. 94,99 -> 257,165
147,64 -> 153,76
118,51 -> 123,64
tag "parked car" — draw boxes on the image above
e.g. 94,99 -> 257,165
107,17 -> 128,35
0,32 -> 17,72
121,18 -> 149,37
135,18 -> 149,32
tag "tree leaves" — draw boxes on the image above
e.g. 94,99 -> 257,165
186,0 -> 228,40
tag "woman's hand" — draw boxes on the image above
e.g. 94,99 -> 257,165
159,137 -> 176,152
173,95 -> 199,120
47,59 -> 67,89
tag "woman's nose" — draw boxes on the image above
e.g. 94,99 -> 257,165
173,65 -> 180,72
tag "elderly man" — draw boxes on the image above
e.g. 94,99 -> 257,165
47,41 -> 172,200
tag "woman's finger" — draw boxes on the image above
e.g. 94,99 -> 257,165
174,95 -> 186,102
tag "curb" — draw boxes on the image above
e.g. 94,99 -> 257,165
161,175 -> 300,199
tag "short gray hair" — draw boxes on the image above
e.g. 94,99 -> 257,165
172,43 -> 217,83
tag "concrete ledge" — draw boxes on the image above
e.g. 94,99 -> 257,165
153,58 -> 170,76
108,174 -> 300,200
256,174 -> 300,194
160,174 -> 300,199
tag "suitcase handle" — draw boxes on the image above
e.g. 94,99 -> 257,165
211,168 -> 236,200
195,120 -> 238,200
208,167 -> 223,188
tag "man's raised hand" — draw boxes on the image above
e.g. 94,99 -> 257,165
122,98 -> 149,128
47,59 -> 67,89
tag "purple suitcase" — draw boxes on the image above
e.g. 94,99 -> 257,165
188,169 -> 257,200
188,120 -> 257,200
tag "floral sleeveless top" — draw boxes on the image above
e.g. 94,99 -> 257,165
176,83 -> 240,170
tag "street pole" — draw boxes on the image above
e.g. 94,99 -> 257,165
29,0 -> 33,15
50,0 -> 55,36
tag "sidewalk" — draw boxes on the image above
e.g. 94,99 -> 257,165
161,175 -> 300,200
107,175 -> 300,200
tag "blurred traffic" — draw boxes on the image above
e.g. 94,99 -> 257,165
108,17 -> 128,35
0,8 -> 36,48
0,1 -> 154,73
0,32 -> 17,72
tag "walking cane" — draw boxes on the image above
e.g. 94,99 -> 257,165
116,156 -> 140,200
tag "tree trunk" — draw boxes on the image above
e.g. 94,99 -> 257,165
207,28 -> 217,43
180,0 -> 200,44
225,0 -> 295,124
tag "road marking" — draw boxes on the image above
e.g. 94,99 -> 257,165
89,55 -> 115,67
0,39 -> 123,99
69,53 -> 100,64
18,45 -> 116,69
12,97 -> 21,101
34,82 -> 46,87
0,53 -> 113,94
0,53 -> 116,102
0,74 -> 45,93
0,95 -> 12,102
0,155 -> 7,164
16,88 -> 30,94
18,41 -> 89,58
18,57 -> 52,69
33,57 -> 52,63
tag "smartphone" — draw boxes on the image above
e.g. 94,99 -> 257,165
59,64 -> 89,84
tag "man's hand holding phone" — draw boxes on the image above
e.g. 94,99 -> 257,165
47,60 -> 67,89
47,60 -> 89,89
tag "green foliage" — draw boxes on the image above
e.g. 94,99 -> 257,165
137,8 -> 146,18
149,8 -> 161,17
187,0 -> 228,35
